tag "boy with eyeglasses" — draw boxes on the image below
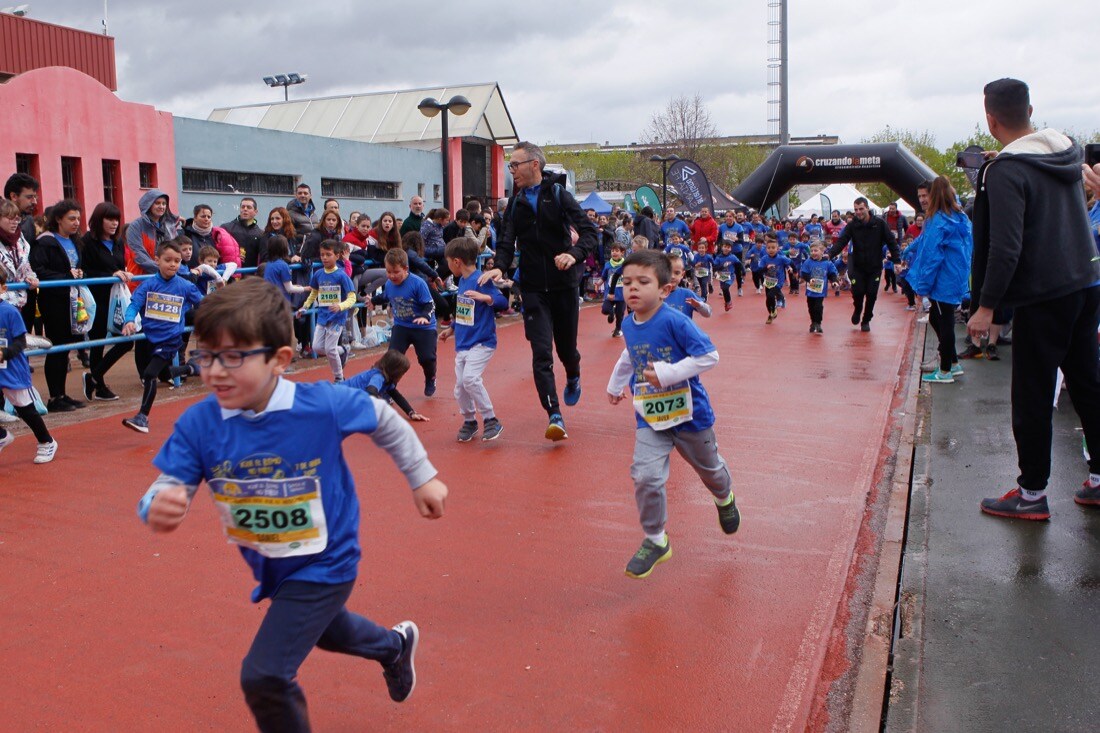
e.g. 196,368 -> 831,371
136,278 -> 447,730
120,239 -> 204,434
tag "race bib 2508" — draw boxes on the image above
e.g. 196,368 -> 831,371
208,476 -> 328,558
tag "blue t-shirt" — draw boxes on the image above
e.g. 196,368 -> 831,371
125,273 -> 204,346
309,267 -> 356,328
0,300 -> 32,390
800,258 -> 839,299
56,235 -> 79,268
264,259 -> 295,302
718,223 -> 743,255
664,242 -> 693,261
664,286 -> 698,320
345,368 -> 388,397
713,253 -> 741,283
454,271 -> 505,351
833,256 -> 848,275
660,219 -> 691,245
805,223 -> 824,240
621,304 -> 716,432
881,244 -> 895,272
691,253 -> 714,280
153,381 -> 379,602
383,274 -> 436,330
745,245 -> 767,272
602,259 -> 625,302
759,253 -> 792,289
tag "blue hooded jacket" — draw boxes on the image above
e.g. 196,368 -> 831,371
905,210 -> 973,305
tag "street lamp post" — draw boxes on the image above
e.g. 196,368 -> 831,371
263,73 -> 307,102
648,154 -> 680,213
417,95 -> 472,212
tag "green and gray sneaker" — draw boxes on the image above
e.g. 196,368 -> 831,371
717,495 -> 741,534
625,537 -> 672,579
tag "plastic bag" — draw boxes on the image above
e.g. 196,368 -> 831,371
107,282 -> 131,335
69,286 -> 96,336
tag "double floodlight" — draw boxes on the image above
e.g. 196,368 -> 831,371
417,95 -> 472,118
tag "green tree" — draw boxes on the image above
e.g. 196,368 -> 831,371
859,126 -> 947,206
942,125 -> 1002,192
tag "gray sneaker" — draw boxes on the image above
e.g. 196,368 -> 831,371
382,621 -> 418,702
481,418 -> 503,441
456,420 -> 479,442
625,537 -> 672,579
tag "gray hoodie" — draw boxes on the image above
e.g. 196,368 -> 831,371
971,129 -> 1100,309
126,188 -> 181,274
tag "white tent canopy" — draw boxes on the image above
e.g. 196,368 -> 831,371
893,198 -> 916,217
791,183 -> 881,218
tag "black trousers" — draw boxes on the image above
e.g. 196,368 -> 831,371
765,286 -> 782,313
900,279 -> 916,307
807,296 -> 824,324
521,288 -> 580,416
849,267 -> 881,324
883,270 -> 897,291
87,283 -> 133,386
928,300 -> 958,372
39,292 -> 78,399
1011,286 -> 1100,491
388,325 -> 437,382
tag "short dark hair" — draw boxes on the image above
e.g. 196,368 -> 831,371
266,234 -> 290,260
194,277 -> 292,354
296,183 -> 311,192
623,249 -> 671,286
444,236 -> 479,265
193,204 -> 212,216
157,240 -> 183,257
46,199 -> 82,233
916,180 -> 933,194
983,78 -> 1031,130
385,248 -> 409,269
853,197 -> 869,208
88,202 -> 123,242
319,239 -> 339,253
455,208 -> 470,223
641,206 -> 654,217
198,245 -> 219,261
240,197 -> 257,208
4,172 -> 39,201
175,235 -> 193,250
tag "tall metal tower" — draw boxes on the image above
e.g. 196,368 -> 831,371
767,0 -> 790,215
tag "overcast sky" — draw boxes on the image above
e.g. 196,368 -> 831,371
27,0 -> 1099,149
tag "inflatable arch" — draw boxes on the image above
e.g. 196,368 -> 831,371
731,143 -> 937,214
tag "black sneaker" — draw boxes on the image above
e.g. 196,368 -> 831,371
47,397 -> 76,413
481,417 -> 504,441
94,384 -> 120,401
62,394 -> 87,409
716,496 -> 741,534
424,378 -> 437,397
625,537 -> 672,579
82,372 -> 98,401
959,344 -> 984,360
980,488 -> 1050,521
1074,480 -> 1100,507
851,307 -> 861,325
985,344 -> 1000,361
860,322 -> 871,332
611,329 -> 622,338
456,420 -> 479,442
382,621 -> 418,703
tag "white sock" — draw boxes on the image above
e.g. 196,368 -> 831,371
1088,474 -> 1100,488
645,531 -> 667,547
1018,487 -> 1045,502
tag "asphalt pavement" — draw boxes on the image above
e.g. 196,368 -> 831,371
887,327 -> 1100,733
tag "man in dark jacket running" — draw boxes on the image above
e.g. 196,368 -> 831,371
480,141 -> 597,441
828,198 -> 899,331
966,78 -> 1100,521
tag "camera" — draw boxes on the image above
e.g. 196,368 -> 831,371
1085,143 -> 1100,167
956,151 -> 986,169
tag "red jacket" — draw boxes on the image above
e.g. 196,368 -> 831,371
691,216 -> 720,254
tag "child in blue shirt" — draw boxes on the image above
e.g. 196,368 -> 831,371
800,241 -> 840,334
663,231 -> 693,262
601,242 -> 627,338
882,243 -> 897,293
606,249 -> 739,579
691,240 -> 714,301
297,240 -> 357,382
718,213 -> 746,295
664,252 -> 712,319
897,238 -> 917,310
262,235 -> 309,304
0,273 -> 57,463
713,240 -> 742,311
380,248 -> 438,396
120,240 -> 205,434
344,351 -> 428,422
758,235 -> 792,324
786,240 -> 807,295
439,236 -> 507,442
745,235 -> 767,292
832,248 -> 850,297
136,277 -> 447,729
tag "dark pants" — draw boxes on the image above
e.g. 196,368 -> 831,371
135,339 -> 187,416
240,580 -> 400,733
765,286 -> 782,313
521,287 -> 580,416
87,283 -> 132,387
928,300 -> 958,372
720,282 -> 733,304
900,279 -> 916,307
20,289 -> 38,333
1011,286 -> 1100,492
751,270 -> 764,289
39,292 -> 78,399
850,267 -> 881,324
883,270 -> 897,291
389,325 -> 437,382
807,296 -> 824,325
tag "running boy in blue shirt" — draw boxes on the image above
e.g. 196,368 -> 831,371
380,248 -> 438,396
691,240 -> 714,302
758,234 -> 792,324
606,249 -> 739,579
121,240 -> 204,434
745,235 -> 767,293
137,278 -> 448,730
800,241 -> 840,334
713,240 -> 742,311
297,240 -> 357,382
664,231 -> 693,262
0,272 -> 57,463
439,236 -> 507,442
664,253 -> 712,319
601,242 -> 626,338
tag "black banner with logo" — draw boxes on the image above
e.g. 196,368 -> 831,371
667,159 -> 714,213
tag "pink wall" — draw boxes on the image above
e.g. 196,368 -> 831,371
490,144 -> 505,203
0,66 -> 176,223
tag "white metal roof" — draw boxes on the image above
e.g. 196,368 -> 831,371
208,83 -> 518,148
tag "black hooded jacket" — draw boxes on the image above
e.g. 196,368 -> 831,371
496,171 -> 597,292
828,214 -> 899,273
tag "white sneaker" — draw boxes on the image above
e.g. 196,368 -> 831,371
0,430 -> 14,453
0,410 -> 17,424
34,439 -> 58,464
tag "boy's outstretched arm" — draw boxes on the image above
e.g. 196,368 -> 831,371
606,348 -> 633,404
366,397 -> 447,518
138,474 -> 199,532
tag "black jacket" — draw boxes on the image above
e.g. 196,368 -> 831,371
971,137 -> 1099,309
634,214 -> 661,249
29,232 -> 82,307
829,215 -> 898,272
222,217 -> 265,269
79,231 -> 125,278
496,171 -> 597,292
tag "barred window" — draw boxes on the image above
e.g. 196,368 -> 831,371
182,168 -> 295,196
321,177 -> 400,200
139,162 -> 157,189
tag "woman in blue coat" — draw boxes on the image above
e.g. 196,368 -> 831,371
906,176 -> 973,384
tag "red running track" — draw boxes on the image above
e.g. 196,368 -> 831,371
0,288 -> 914,732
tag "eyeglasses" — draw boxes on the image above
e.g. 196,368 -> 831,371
507,159 -> 535,170
188,347 -> 272,369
